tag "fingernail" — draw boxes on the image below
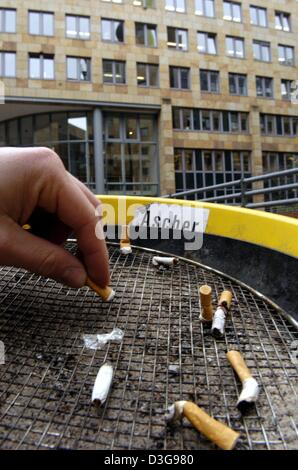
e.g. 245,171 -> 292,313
62,267 -> 86,288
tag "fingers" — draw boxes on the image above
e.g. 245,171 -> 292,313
0,217 -> 86,288
39,171 -> 110,288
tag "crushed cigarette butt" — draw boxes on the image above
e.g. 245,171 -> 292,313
152,256 -> 178,267
85,277 -> 115,302
92,362 -> 113,406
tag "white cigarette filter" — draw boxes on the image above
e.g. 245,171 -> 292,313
211,307 -> 226,338
92,363 -> 113,405
226,350 -> 259,412
85,277 -> 115,302
152,256 -> 179,267
120,225 -> 132,255
166,400 -> 240,450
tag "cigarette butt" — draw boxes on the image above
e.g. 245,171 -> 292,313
226,350 -> 259,411
85,277 -> 115,302
199,285 -> 213,322
219,290 -> 232,311
92,363 -> 113,405
152,256 -> 178,267
167,401 -> 240,450
120,225 -> 132,254
226,350 -> 252,382
211,307 -> 226,338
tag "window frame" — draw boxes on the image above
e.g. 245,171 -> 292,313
200,69 -> 220,93
0,8 -> 16,33
253,40 -> 271,62
28,53 -> 55,80
195,0 -> 215,18
65,14 -> 90,40
102,59 -> 126,85
167,27 -> 188,51
197,31 -> 217,55
135,22 -> 157,48
256,76 -> 273,99
250,5 -> 268,28
223,1 -> 242,23
28,10 -> 54,37
226,36 -> 245,59
229,73 -> 247,96
165,0 -> 186,13
278,44 -> 295,66
137,62 -> 159,87
0,51 -> 16,78
101,18 -> 124,43
66,56 -> 91,82
169,66 -> 191,90
275,11 -> 291,32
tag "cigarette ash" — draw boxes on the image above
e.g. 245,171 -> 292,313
0,242 -> 297,450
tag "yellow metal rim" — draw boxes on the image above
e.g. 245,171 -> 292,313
97,196 -> 298,259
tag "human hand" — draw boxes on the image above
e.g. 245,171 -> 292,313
0,147 -> 110,288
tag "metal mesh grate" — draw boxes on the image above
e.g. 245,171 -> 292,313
0,242 -> 297,450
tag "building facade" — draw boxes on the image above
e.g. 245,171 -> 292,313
0,0 -> 297,198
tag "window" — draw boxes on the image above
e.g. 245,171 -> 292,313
29,53 -> 54,79
170,66 -> 190,89
137,63 -> 159,87
133,0 -> 156,8
278,45 -> 295,66
67,57 -> 91,81
260,115 -> 298,136
223,1 -> 241,22
197,32 -> 216,54
250,5 -> 267,27
173,108 -> 248,133
29,11 -> 54,36
281,79 -> 295,100
165,0 -> 186,13
253,40 -> 270,62
101,19 -> 124,43
135,23 -> 157,47
226,36 -> 244,58
0,8 -> 16,33
174,149 -> 251,200
0,52 -> 16,77
229,73 -> 247,95
256,76 -> 273,98
195,0 -> 215,18
103,60 -> 125,84
200,70 -> 219,93
275,11 -> 291,32
167,27 -> 188,51
66,15 -> 90,40
262,152 -> 298,202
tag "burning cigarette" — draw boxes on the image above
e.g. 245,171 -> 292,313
166,401 -> 240,450
120,225 -> 132,255
85,277 -> 115,302
199,285 -> 213,322
152,256 -> 178,267
211,290 -> 232,338
226,350 -> 259,412
92,362 -> 113,405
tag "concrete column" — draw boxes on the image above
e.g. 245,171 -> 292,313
250,106 -> 264,205
158,102 -> 176,195
93,108 -> 105,195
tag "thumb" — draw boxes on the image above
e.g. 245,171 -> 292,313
0,218 -> 86,288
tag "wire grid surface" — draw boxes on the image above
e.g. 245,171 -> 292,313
0,242 -> 297,450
